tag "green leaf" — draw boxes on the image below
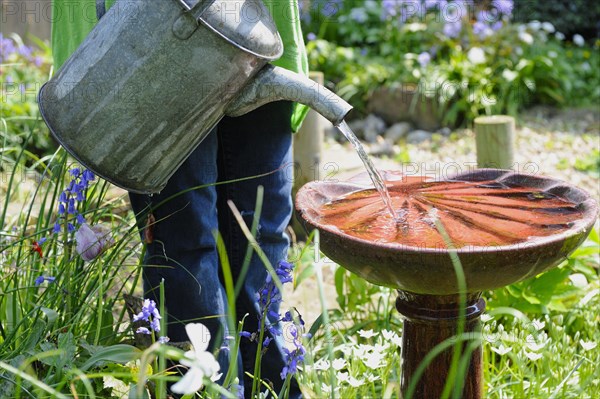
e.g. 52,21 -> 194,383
80,344 -> 141,371
128,383 -> 150,399
40,307 -> 59,324
295,263 -> 315,288
334,267 -> 346,310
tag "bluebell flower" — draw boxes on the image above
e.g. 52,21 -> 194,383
492,0 -> 513,16
381,0 -> 398,20
133,298 -> 161,323
34,276 -> 56,286
54,167 -> 95,234
263,337 -> 273,347
53,223 -> 61,234
158,336 -> 170,344
418,51 -> 431,67
136,327 -> 151,335
443,20 -> 462,38
349,7 -> 368,23
306,32 -> 317,41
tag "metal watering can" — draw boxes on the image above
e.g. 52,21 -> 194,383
38,0 -> 352,193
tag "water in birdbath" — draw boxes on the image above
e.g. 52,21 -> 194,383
317,175 -> 584,248
336,120 -> 397,219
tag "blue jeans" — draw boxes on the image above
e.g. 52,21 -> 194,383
129,101 -> 300,398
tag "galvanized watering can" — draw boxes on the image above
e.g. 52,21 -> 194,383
38,0 -> 352,193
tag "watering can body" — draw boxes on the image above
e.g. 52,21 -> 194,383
38,0 -> 351,193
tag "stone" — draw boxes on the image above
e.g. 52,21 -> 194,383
384,122 -> 413,143
438,127 -> 452,136
362,114 -> 387,143
406,130 -> 433,144
369,136 -> 395,157
367,86 -> 443,130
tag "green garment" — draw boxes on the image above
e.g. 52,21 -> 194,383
51,0 -> 308,131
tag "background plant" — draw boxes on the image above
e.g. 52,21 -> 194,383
301,0 -> 599,124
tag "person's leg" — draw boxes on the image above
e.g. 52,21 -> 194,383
217,101 -> 301,398
128,129 -> 231,355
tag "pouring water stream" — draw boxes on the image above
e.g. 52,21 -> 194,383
336,120 -> 398,219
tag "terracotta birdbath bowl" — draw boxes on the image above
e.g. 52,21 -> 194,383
296,169 -> 598,398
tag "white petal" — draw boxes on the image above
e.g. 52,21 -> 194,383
171,367 -> 205,395
185,323 -> 211,352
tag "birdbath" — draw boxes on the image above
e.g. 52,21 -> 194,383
296,169 -> 598,398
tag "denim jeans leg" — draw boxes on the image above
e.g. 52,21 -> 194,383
217,101 -> 301,398
128,129 -> 232,362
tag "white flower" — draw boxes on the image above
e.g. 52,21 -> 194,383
467,47 -> 486,64
171,323 -> 221,395
531,320 -> 546,331
502,69 -> 518,82
555,32 -> 565,41
580,340 -> 597,351
382,329 -> 402,346
519,31 -> 534,45
348,376 -> 364,388
363,351 -> 385,370
358,329 -> 377,339
573,34 -> 585,47
490,344 -> 512,355
528,20 -> 541,31
313,358 -> 331,370
541,22 -> 555,33
336,371 -> 349,382
332,358 -> 346,371
524,351 -> 543,361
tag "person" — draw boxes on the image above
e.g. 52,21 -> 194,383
51,1 -> 308,397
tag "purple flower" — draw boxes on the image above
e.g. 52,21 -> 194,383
133,298 -> 166,339
320,0 -> 342,17
75,223 -> 113,261
54,167 -> 96,234
240,331 -> 253,339
473,21 -> 492,39
418,51 -> 431,67
349,7 -> 368,23
381,0 -> 398,19
158,336 -> 170,344
307,32 -> 317,41
136,327 -> 151,335
133,298 -> 161,323
425,0 -> 441,10
492,0 -> 513,16
443,20 -> 462,38
0,34 -> 17,62
34,276 -> 55,286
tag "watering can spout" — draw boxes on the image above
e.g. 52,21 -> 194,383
226,65 -> 352,126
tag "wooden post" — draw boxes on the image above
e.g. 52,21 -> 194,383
474,115 -> 515,169
292,72 -> 329,238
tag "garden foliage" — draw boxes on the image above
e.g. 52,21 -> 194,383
300,0 -> 599,125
